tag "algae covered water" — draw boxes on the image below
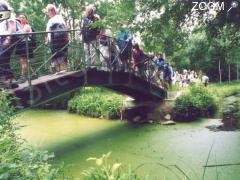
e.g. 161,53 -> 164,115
17,110 -> 240,179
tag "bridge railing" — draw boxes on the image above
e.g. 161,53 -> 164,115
0,29 -> 166,92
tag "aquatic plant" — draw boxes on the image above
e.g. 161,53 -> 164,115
82,152 -> 139,180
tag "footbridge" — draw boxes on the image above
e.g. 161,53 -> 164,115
0,30 -> 167,108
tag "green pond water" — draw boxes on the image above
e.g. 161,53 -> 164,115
17,110 -> 240,180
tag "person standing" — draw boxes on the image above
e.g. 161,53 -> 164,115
0,0 -> 21,87
81,5 -> 100,69
132,43 -> 146,78
45,4 -> 68,74
15,14 -> 32,82
202,74 -> 209,87
117,22 -> 132,72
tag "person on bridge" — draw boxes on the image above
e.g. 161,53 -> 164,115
132,43 -> 147,79
15,14 -> 33,82
45,4 -> 68,74
157,53 -> 165,70
163,62 -> 173,89
117,22 -> 132,72
0,0 -> 21,87
81,5 -> 100,69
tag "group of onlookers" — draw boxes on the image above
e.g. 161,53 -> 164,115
0,1 -> 69,86
0,1 -> 209,89
0,1 -> 31,84
171,69 -> 209,87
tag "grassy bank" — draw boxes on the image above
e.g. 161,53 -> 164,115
68,87 -> 125,119
208,81 -> 240,117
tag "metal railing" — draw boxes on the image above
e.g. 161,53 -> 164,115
0,29 -> 166,101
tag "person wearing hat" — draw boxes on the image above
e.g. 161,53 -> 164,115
0,0 -> 20,86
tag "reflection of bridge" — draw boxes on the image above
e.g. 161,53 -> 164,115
12,69 -> 166,108
0,30 -> 166,108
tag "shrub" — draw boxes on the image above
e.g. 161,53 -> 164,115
0,90 -> 60,179
82,152 -> 139,180
68,88 -> 124,119
173,86 -> 217,121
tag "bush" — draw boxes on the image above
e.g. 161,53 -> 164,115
68,88 -> 124,119
173,86 -> 217,121
0,90 -> 60,179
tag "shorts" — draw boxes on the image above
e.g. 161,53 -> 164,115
50,43 -> 68,65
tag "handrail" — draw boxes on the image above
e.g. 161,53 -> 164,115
0,29 -> 167,104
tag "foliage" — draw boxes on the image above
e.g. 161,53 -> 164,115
173,86 -> 217,121
234,98 -> 240,121
208,81 -> 240,117
0,90 -> 60,179
208,81 -> 240,99
82,152 -> 139,180
68,87 -> 124,119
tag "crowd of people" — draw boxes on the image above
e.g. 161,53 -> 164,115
0,1 -> 69,86
0,1 -> 209,89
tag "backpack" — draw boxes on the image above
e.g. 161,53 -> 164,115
50,23 -> 69,49
82,15 -> 100,43
164,65 -> 171,78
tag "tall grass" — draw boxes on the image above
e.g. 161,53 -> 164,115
68,87 -> 125,119
208,81 -> 240,117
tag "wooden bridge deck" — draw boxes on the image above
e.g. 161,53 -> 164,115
11,69 -> 166,109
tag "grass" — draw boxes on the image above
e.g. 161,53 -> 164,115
68,87 -> 125,119
208,81 -> 240,117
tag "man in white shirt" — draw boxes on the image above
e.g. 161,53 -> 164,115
45,4 -> 68,74
202,74 -> 209,87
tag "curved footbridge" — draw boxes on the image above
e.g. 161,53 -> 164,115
11,69 -> 166,109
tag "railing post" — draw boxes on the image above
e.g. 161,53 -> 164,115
83,41 -> 88,85
25,34 -> 34,106
147,60 -> 152,91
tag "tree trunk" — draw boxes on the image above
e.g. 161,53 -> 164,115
228,64 -> 231,83
218,58 -> 222,84
237,61 -> 239,81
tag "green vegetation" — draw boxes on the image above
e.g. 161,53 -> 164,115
0,91 -> 60,179
68,88 -> 125,119
208,81 -> 240,117
173,86 -> 217,121
173,81 -> 240,121
82,152 -> 139,180
234,99 -> 240,123
208,81 -> 240,99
